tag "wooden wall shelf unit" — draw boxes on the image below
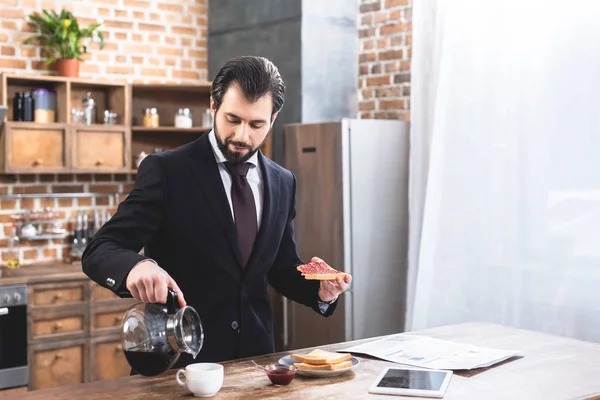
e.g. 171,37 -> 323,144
0,73 -> 131,174
130,81 -> 213,165
1,74 -> 273,175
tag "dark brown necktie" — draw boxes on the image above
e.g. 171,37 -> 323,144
225,162 -> 258,267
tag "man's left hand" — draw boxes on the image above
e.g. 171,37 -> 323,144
314,257 -> 352,303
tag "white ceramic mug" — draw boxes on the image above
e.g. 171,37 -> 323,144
176,363 -> 224,397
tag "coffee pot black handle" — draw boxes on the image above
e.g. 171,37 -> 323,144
166,288 -> 179,314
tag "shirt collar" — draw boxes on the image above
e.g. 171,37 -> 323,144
208,130 -> 258,167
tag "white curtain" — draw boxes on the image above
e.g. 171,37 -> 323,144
408,0 -> 600,342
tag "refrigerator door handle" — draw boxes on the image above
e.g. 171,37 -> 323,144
282,297 -> 289,350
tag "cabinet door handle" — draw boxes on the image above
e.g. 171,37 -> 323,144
115,344 -> 123,352
32,159 -> 43,166
0,308 -> 7,316
114,316 -> 121,326
95,159 -> 104,166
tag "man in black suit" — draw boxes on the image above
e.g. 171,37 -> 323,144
82,56 -> 352,368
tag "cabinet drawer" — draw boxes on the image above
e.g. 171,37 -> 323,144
90,282 -> 119,301
29,282 -> 87,307
29,341 -> 86,390
33,315 -> 85,339
4,122 -> 68,172
72,126 -> 130,170
90,337 -> 131,381
93,310 -> 123,333
90,300 -> 135,335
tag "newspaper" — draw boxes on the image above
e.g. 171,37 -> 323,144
337,334 -> 521,371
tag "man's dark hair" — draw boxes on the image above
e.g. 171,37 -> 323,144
211,56 -> 285,116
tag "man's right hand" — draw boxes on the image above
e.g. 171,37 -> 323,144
125,260 -> 187,308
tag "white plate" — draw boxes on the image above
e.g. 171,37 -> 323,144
278,354 -> 360,377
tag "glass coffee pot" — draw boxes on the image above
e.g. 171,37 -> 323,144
121,289 -> 204,376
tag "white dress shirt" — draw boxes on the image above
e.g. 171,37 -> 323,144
208,130 -> 264,229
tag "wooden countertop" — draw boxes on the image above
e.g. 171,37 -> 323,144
9,322 -> 600,399
0,262 -> 87,286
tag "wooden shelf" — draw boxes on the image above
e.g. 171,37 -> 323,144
3,73 -> 127,86
0,73 -> 225,173
131,82 -> 211,93
5,121 -> 127,131
132,126 -> 210,133
4,121 -> 67,129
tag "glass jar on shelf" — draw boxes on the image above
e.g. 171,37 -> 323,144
175,108 -> 193,129
32,88 -> 56,123
202,108 -> 213,128
5,223 -> 20,269
143,108 -> 159,127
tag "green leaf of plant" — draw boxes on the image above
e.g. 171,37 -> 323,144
24,8 -> 106,63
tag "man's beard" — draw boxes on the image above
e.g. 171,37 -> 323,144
214,121 -> 262,164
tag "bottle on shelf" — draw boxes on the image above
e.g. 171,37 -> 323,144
5,223 -> 21,269
82,92 -> 97,125
13,92 -> 23,121
22,92 -> 34,122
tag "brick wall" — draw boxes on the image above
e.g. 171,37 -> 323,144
0,0 -> 207,266
0,173 -> 136,266
0,0 -> 208,82
358,0 -> 412,121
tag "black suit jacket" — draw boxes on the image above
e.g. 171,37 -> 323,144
82,133 -> 337,366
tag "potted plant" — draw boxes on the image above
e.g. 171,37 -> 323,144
24,9 -> 104,77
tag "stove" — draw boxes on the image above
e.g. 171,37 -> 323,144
0,284 -> 28,389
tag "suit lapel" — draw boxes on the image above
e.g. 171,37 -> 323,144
245,152 -> 280,271
189,134 -> 243,276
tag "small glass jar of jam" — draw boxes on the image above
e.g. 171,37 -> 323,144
264,364 -> 297,386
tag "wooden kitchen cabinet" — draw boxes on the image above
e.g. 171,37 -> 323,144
0,73 -> 131,174
89,335 -> 131,381
0,122 -> 69,173
28,339 -> 87,390
26,279 -> 136,391
72,125 -> 131,172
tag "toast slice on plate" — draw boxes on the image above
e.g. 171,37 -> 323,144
291,349 -> 352,365
294,360 -> 353,370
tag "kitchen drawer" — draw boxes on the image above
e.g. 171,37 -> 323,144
29,281 -> 88,308
28,305 -> 88,342
89,335 -> 131,381
92,310 -> 123,334
90,281 -> 120,302
72,126 -> 131,171
1,122 -> 69,173
32,316 -> 84,340
90,300 -> 135,335
29,339 -> 87,390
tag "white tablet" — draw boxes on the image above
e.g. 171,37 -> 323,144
369,367 -> 453,398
